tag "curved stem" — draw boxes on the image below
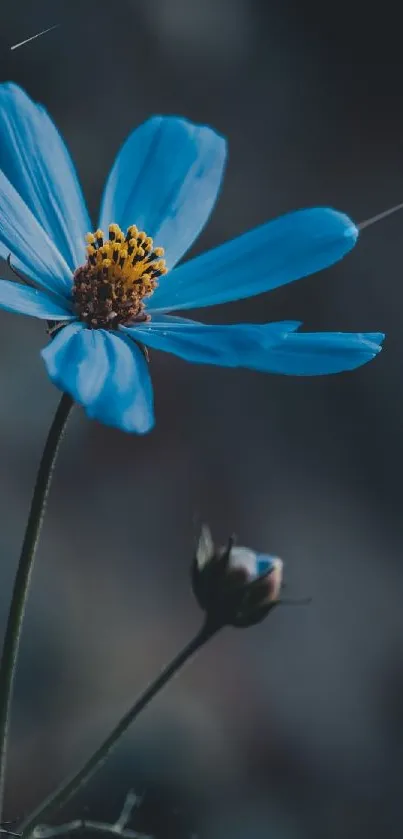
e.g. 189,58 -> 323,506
0,393 -> 74,820
20,619 -> 222,837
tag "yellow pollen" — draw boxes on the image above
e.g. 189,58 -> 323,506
72,222 -> 167,330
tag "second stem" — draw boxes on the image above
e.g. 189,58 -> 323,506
20,618 -> 222,837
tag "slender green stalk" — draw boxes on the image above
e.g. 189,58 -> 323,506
20,619 -> 222,837
0,393 -> 74,820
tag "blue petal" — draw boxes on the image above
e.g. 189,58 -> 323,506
124,316 -> 383,375
99,116 -> 227,270
123,315 -> 301,365
148,207 -> 358,312
256,554 -> 276,576
0,280 -> 74,319
0,83 -> 90,270
0,167 -> 74,299
41,324 -> 154,433
248,330 -> 385,375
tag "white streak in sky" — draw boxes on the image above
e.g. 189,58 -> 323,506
358,202 -> 403,230
10,24 -> 60,51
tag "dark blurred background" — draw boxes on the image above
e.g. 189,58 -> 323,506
0,1 -> 403,837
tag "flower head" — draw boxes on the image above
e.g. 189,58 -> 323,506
192,525 -> 283,627
73,224 -> 167,329
0,84 -> 384,432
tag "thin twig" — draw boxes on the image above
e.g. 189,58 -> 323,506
32,791 -> 149,839
113,791 -> 140,832
32,820 -> 150,839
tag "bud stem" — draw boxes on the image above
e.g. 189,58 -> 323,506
19,618 -> 223,837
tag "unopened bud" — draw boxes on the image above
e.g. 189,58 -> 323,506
192,526 -> 283,628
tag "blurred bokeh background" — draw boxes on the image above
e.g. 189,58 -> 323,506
0,1 -> 403,837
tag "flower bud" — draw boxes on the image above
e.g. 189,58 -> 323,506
192,525 -> 283,628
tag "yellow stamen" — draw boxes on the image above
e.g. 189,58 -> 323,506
108,223 -> 121,240
73,222 -> 167,330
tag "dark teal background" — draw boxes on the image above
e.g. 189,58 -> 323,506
0,1 -> 403,837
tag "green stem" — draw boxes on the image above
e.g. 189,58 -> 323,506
0,392 -> 74,821
20,619 -> 222,837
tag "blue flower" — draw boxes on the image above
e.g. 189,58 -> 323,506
0,83 -> 383,433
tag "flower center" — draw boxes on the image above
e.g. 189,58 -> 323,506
72,223 -> 167,329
